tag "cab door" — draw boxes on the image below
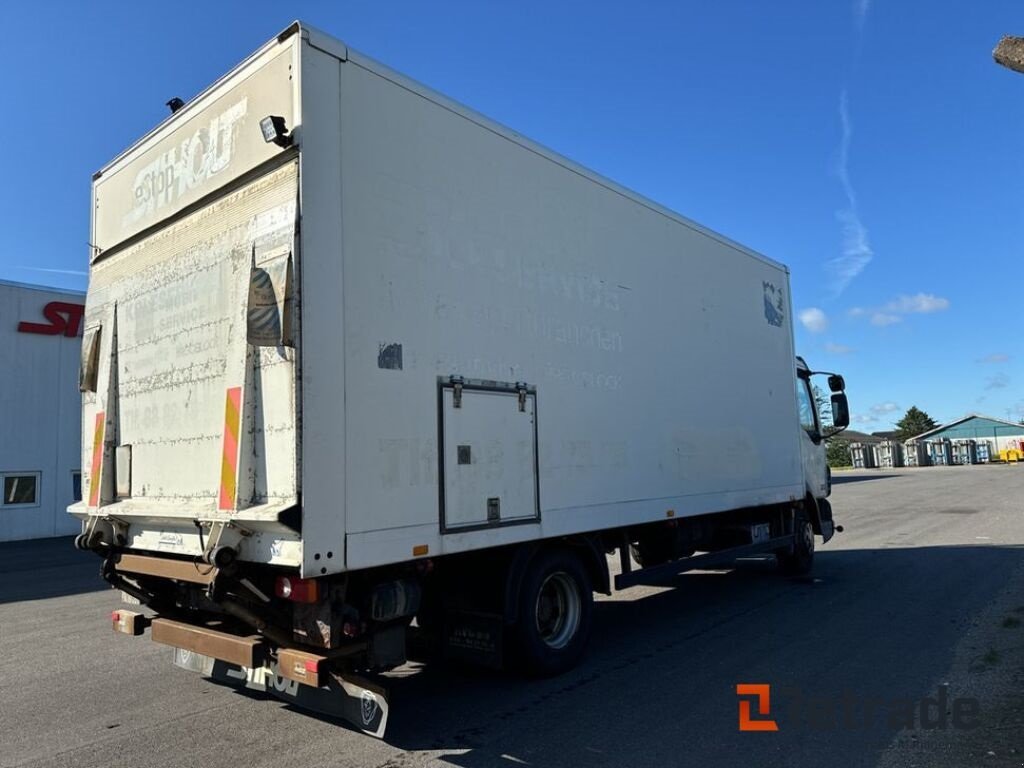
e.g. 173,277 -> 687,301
796,375 -> 828,499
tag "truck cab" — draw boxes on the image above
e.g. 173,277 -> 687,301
795,356 -> 849,544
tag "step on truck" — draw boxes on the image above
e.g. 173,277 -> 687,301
72,21 -> 850,737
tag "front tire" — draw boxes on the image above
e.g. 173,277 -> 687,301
511,548 -> 593,676
777,508 -> 815,575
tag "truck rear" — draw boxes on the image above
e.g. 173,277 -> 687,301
72,22 -> 848,736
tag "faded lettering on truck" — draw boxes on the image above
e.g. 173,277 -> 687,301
124,97 -> 248,229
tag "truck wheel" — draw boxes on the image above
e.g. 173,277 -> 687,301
511,548 -> 593,676
777,510 -> 814,575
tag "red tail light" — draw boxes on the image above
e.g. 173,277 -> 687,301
275,575 -> 319,603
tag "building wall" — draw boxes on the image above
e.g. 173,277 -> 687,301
0,281 -> 84,541
927,417 -> 1024,454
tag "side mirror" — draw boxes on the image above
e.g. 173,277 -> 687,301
828,374 -> 846,393
831,393 -> 850,429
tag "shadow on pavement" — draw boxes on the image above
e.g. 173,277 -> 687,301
371,544 -> 1024,768
7,536 -> 1021,768
0,536 -> 106,604
832,473 -> 903,484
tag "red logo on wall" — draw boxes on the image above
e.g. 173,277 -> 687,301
17,301 -> 85,337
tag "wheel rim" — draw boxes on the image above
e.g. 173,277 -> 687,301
535,571 -> 581,650
799,520 -> 814,555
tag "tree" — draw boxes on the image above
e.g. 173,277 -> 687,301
995,36 -> 1024,74
826,439 -> 852,468
813,385 -> 833,427
894,406 -> 939,441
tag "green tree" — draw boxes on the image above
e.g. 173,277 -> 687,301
826,439 -> 852,468
894,406 -> 939,441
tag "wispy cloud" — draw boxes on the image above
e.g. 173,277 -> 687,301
798,307 -> 828,333
824,341 -> 854,355
978,353 -> 1010,364
14,265 -> 87,276
850,293 -> 950,326
851,401 -> 899,425
985,373 -> 1010,390
827,91 -> 873,296
871,402 -> 899,415
883,294 -> 950,313
869,313 -> 900,327
854,0 -> 872,25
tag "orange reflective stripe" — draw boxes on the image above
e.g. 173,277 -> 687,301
218,387 -> 242,510
88,412 -> 105,507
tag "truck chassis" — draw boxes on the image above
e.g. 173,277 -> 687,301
87,497 -> 835,736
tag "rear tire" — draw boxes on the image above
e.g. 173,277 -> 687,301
511,548 -> 593,676
777,509 -> 815,575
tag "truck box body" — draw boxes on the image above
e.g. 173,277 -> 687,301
72,24 -> 804,579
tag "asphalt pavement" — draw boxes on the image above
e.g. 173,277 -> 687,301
2,464 -> 1023,767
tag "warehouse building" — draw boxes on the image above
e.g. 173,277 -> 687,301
0,279 -> 85,542
910,414 -> 1024,464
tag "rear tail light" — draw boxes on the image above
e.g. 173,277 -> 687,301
275,575 -> 320,603
110,609 -> 149,635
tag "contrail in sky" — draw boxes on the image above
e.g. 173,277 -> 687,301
827,90 -> 873,296
14,265 -> 87,276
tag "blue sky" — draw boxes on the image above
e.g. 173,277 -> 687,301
2,1 -> 1021,429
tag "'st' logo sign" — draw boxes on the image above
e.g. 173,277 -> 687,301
17,301 -> 85,337
737,684 -> 779,731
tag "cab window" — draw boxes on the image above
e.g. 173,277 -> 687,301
797,379 -> 818,433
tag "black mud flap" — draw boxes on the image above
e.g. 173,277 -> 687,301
816,498 -> 835,544
172,648 -> 389,738
267,671 -> 389,738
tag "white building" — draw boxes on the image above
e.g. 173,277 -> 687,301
0,279 -> 84,541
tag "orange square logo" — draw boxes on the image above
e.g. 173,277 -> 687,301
737,684 -> 779,731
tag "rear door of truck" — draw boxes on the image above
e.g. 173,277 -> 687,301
71,34 -> 303,568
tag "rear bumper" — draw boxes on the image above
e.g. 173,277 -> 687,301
109,608 -> 390,737
150,617 -> 266,668
112,608 -> 361,689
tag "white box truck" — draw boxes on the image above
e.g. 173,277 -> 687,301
72,22 -> 849,735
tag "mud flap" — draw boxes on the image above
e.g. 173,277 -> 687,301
172,649 -> 390,738
816,498 -> 835,543
268,671 -> 389,738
